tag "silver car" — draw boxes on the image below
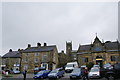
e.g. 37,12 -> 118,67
88,67 -> 100,78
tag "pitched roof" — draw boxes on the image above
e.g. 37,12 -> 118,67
79,44 -> 91,51
22,45 -> 56,53
93,36 -> 102,43
2,51 -> 20,58
78,41 -> 119,52
105,41 -> 119,50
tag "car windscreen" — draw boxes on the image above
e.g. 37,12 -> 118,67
94,65 -> 99,67
114,63 -> 120,70
90,68 -> 99,72
38,71 -> 44,74
34,67 -> 39,70
50,70 -> 58,73
66,64 -> 74,67
104,64 -> 111,67
72,68 -> 80,73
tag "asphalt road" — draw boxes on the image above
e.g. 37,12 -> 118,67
1,73 -> 120,80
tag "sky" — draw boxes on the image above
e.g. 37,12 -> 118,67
1,2 -> 118,56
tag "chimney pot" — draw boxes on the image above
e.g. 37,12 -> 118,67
28,44 -> 31,48
44,43 -> 47,46
9,49 -> 12,52
37,42 -> 41,47
18,48 -> 21,51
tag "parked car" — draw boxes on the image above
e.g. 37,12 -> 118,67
34,67 -> 46,74
33,70 -> 51,79
70,68 -> 82,79
103,63 -> 113,70
93,65 -> 100,68
65,62 -> 78,73
48,68 -> 65,79
105,63 -> 120,79
81,65 -> 87,69
12,70 -> 20,74
88,67 -> 101,79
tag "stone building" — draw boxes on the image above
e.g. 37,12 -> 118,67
77,36 -> 120,67
20,43 -> 58,72
2,49 -> 21,71
66,41 -> 78,62
58,50 -> 67,68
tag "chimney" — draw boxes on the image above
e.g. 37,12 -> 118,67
28,44 -> 31,48
9,49 -> 12,52
44,43 -> 47,46
37,42 -> 41,47
18,48 -> 21,51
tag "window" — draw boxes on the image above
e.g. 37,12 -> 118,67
34,58 -> 38,63
111,56 -> 118,61
42,54 -> 48,62
85,58 -> 88,62
24,65 -> 28,70
25,57 -> 28,62
82,57 -> 88,63
35,53 -> 39,56
41,63 -> 48,69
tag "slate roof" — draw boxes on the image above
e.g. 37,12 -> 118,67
21,45 -> 56,53
2,51 -> 20,58
105,41 -> 119,50
94,36 -> 102,43
79,45 -> 91,51
78,41 -> 119,52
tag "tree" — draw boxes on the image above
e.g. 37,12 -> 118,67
86,62 -> 94,70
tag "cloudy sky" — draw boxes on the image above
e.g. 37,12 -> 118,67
1,2 -> 118,56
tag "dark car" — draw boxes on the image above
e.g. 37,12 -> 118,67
70,68 -> 82,79
103,63 -> 113,70
33,70 -> 51,79
34,67 -> 46,74
105,63 -> 120,80
48,68 -> 65,79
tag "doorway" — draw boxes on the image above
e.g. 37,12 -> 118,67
96,56 -> 103,67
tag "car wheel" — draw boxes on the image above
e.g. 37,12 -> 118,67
62,74 -> 64,77
56,76 -> 59,79
108,75 -> 115,80
41,76 -> 43,79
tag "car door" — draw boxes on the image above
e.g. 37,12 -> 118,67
59,69 -> 64,77
45,70 -> 50,77
44,71 -> 49,77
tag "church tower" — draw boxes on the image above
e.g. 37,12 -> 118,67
66,41 -> 72,62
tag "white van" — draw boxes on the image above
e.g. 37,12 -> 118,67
65,62 -> 78,73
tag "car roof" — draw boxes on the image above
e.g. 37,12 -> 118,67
40,70 -> 50,71
91,67 -> 99,69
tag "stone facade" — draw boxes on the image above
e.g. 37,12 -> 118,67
20,43 -> 58,72
66,41 -> 78,62
77,36 -> 120,67
58,51 -> 67,68
2,49 -> 21,71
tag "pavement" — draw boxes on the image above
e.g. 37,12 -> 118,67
1,73 -> 120,80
